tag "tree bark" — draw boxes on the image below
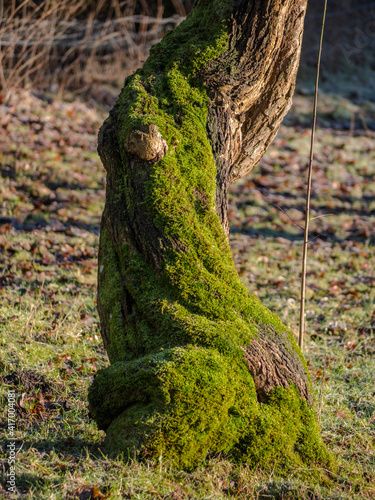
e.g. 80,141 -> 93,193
88,0 -> 334,472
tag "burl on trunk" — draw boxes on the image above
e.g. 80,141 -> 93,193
88,0 -> 334,472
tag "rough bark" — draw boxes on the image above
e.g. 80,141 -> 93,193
88,0 -> 334,472
204,0 -> 306,235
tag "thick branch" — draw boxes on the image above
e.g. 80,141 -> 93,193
204,0 -> 307,235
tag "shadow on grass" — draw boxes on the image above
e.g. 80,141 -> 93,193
230,226 -> 302,242
231,225 -> 375,246
23,434 -> 95,451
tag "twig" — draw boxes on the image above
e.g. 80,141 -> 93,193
309,213 -> 334,221
272,203 -> 304,231
358,112 -> 371,138
308,233 -> 327,243
299,0 -> 328,351
317,354 -> 328,425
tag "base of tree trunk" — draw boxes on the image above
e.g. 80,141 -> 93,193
89,346 -> 333,471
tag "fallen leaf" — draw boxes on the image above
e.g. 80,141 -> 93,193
73,485 -> 110,500
345,340 -> 357,351
335,410 -> 349,420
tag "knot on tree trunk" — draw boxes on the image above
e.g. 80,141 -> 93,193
126,124 -> 168,163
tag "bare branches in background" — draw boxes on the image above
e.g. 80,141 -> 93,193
1,0 -> 374,102
0,0 -> 184,100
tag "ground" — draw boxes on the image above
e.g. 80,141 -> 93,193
0,88 -> 374,498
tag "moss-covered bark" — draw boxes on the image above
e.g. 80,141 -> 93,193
88,0 -> 335,472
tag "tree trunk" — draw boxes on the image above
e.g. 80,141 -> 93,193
88,0 -> 334,472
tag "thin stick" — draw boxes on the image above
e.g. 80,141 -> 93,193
299,0 -> 328,351
317,353 -> 327,425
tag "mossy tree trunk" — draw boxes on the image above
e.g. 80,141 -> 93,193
89,0 -> 334,472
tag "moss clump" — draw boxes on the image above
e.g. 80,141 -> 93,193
233,387 -> 334,473
90,346 -> 334,471
91,346 -> 257,469
90,0 -> 335,473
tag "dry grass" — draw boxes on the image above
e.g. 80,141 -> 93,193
1,0 -> 374,104
0,0 -> 184,101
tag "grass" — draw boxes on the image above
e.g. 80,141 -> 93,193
0,87 -> 374,498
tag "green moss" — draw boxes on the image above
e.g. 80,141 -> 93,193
234,387 -> 334,474
91,0 -> 335,473
90,347 -> 333,472
96,346 -> 257,469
